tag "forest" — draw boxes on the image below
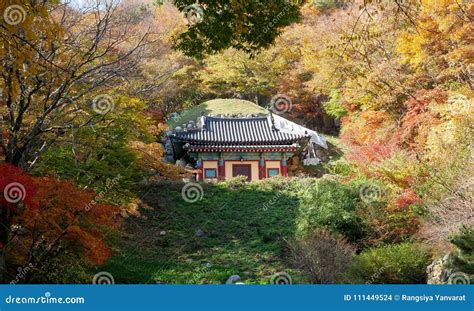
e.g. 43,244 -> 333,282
0,0 -> 472,284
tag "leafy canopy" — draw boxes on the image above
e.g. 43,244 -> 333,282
173,0 -> 303,58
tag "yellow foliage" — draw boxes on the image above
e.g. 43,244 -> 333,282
128,141 -> 190,180
396,0 -> 473,74
425,93 -> 474,165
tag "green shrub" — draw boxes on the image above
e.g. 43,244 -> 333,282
450,225 -> 474,274
324,89 -> 347,118
30,252 -> 94,284
32,143 -> 145,205
297,179 -> 368,241
313,0 -> 346,11
350,243 -> 431,284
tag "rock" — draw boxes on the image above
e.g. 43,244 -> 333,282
290,156 -> 300,165
225,275 -> 241,284
194,229 -> 205,237
427,254 -> 452,284
159,230 -> 166,236
202,262 -> 212,268
243,271 -> 251,276
148,169 -> 158,176
287,164 -> 299,172
138,178 -> 150,186
176,159 -> 187,167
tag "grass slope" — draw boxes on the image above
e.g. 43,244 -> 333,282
100,176 -> 367,284
102,178 -> 311,284
169,99 -> 268,128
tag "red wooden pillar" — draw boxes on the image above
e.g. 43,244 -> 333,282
219,158 -> 225,180
281,159 -> 287,177
259,158 -> 266,179
196,159 -> 203,181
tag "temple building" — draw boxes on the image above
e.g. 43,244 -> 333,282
167,109 -> 327,182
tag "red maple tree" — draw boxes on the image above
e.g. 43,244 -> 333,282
1,164 -> 119,283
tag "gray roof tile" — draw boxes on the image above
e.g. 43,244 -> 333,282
172,116 -> 306,145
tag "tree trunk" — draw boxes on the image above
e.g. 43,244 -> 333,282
0,209 -> 10,283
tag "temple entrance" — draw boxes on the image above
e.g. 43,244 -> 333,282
232,164 -> 252,181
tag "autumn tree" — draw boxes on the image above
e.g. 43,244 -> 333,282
0,163 -> 37,282
0,163 -> 119,283
0,0 -> 149,168
11,176 -> 119,283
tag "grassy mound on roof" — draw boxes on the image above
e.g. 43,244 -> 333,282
169,99 -> 268,128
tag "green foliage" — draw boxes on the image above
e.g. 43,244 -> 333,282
324,89 -> 347,119
198,48 -> 286,95
31,95 -> 154,204
30,253 -> 94,284
350,243 -> 431,284
322,159 -> 354,176
102,178 -> 305,284
450,225 -> 474,274
32,143 -> 145,205
173,0 -> 302,58
100,177 -> 370,284
313,0 -> 346,10
298,179 -> 368,241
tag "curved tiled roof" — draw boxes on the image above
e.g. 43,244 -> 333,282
172,116 -> 307,145
187,144 -> 299,153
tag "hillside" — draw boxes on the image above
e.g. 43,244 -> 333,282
100,177 -> 373,284
168,99 -> 269,128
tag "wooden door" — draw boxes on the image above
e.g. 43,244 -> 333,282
232,164 -> 252,181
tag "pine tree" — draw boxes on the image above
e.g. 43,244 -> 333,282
450,225 -> 474,274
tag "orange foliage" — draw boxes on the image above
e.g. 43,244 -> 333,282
341,111 -> 394,147
395,189 -> 423,211
17,177 -> 119,265
396,89 -> 447,151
